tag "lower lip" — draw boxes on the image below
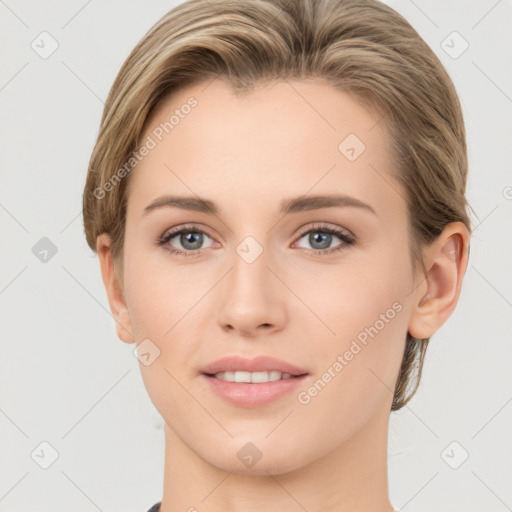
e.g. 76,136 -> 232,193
200,373 -> 309,408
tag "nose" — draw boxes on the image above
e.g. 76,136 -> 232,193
217,246 -> 286,337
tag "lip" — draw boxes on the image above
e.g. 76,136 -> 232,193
200,373 -> 310,408
200,355 -> 310,408
200,355 -> 308,376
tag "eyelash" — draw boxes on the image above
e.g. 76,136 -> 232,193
155,222 -> 356,257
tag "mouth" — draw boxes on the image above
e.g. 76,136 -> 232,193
199,355 -> 310,407
203,370 -> 308,383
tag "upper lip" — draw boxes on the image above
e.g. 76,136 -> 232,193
201,355 -> 309,376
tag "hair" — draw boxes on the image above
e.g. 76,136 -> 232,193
82,0 -> 472,411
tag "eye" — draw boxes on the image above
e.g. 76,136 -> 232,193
293,223 -> 355,255
156,222 -> 356,257
156,224 -> 216,257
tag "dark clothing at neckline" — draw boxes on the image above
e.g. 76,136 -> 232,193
147,502 -> 161,512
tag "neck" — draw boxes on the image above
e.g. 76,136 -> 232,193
160,403 -> 394,512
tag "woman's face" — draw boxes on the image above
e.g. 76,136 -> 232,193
118,78 -> 419,474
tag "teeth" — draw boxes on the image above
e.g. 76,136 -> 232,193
213,370 -> 294,383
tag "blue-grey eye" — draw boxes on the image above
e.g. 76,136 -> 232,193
169,230 -> 214,251
296,230 -> 343,251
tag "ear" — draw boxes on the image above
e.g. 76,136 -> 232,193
408,222 -> 470,340
96,233 -> 135,344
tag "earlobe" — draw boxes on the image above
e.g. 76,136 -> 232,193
408,222 -> 470,340
96,233 -> 135,344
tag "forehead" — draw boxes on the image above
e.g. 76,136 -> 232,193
127,78 -> 401,220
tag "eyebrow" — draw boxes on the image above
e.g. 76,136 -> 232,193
143,194 -> 377,216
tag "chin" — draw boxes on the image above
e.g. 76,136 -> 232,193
199,436 -> 312,476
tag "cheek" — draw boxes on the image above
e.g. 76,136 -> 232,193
123,239 -> 203,340
123,254 -> 205,420
289,242 -> 412,343
292,244 -> 412,407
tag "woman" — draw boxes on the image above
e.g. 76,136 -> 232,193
82,0 -> 471,510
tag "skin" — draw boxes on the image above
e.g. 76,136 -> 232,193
96,78 -> 469,512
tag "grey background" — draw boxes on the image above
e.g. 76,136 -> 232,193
1,1 -> 511,511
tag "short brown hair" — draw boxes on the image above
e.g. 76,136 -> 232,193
82,0 -> 472,410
